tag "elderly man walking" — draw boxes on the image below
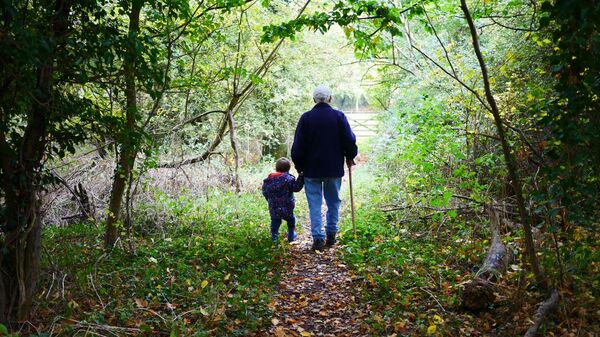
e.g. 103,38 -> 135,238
291,85 -> 358,251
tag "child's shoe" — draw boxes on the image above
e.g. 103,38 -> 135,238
288,230 -> 298,242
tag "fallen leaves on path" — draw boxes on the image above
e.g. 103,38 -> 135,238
265,228 -> 369,337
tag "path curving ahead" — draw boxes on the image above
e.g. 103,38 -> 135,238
266,220 -> 369,337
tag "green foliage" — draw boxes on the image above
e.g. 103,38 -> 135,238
1,0 -> 597,333
0,0 -> 111,167
39,191 -> 282,335
262,0 -> 425,56
0,323 -> 20,337
0,324 -> 8,335
372,92 -> 491,209
536,0 -> 600,224
338,192 -> 492,335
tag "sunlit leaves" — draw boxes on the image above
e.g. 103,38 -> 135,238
261,0 -> 422,57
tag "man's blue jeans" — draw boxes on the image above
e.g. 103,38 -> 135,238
304,177 -> 342,240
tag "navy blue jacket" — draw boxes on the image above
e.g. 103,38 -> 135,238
291,102 -> 358,178
262,172 -> 304,219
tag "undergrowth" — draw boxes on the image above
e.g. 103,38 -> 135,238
21,160 -> 598,337
34,191 -> 283,336
335,165 -> 596,337
339,203 -> 497,336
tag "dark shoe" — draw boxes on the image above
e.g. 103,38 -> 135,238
288,230 -> 298,242
311,238 -> 325,251
326,232 -> 336,247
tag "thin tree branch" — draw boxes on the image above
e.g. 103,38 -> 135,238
460,0 -> 546,289
423,6 -> 458,78
411,44 -> 492,112
488,17 -> 540,32
157,0 -> 312,169
168,110 -> 228,133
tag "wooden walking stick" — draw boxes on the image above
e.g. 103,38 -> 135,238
348,162 -> 356,237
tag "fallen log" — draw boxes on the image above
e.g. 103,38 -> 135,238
461,205 -> 513,310
461,278 -> 495,311
476,206 -> 512,279
523,288 -> 559,337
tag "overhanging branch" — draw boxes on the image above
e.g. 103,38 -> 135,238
156,0 -> 312,169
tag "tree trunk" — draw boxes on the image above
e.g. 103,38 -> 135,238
524,289 -> 559,337
226,96 -> 241,192
459,0 -> 546,290
0,192 -> 43,324
104,0 -> 143,248
0,0 -> 73,323
477,206 -> 512,278
462,206 -> 512,310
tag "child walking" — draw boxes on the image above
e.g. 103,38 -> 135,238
262,158 -> 304,242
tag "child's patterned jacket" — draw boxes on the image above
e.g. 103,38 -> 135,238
262,172 -> 304,219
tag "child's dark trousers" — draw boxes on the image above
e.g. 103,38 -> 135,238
270,216 -> 297,242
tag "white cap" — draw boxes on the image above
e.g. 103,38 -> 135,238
313,85 -> 332,102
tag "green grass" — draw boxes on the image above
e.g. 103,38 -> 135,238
336,164 -> 501,336
338,205 -> 488,335
32,156 -> 595,336
36,191 -> 284,336
335,162 -> 600,336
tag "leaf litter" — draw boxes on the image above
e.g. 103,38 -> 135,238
266,220 -> 369,337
